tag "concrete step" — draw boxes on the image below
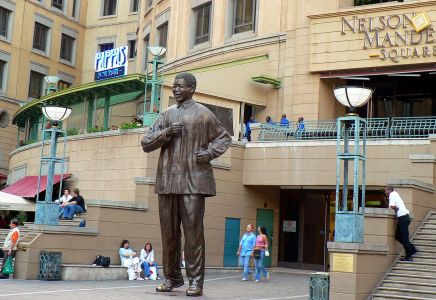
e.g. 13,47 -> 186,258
396,261 -> 436,270
409,255 -> 436,262
58,220 -> 83,227
383,280 -> 436,291
387,273 -> 436,285
392,266 -> 436,277
417,229 -> 436,235
413,238 -> 436,246
377,287 -> 436,298
413,243 -> 436,251
373,293 -> 436,300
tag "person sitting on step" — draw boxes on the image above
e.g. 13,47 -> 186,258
61,188 -> 86,220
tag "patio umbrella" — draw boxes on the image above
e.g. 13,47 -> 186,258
0,191 -> 35,211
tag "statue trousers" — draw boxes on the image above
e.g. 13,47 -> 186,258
158,194 -> 205,287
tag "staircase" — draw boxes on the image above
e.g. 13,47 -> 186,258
373,211 -> 436,300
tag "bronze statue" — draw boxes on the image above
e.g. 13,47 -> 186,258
141,72 -> 231,297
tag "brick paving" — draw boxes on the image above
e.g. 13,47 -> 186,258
0,269 -> 310,300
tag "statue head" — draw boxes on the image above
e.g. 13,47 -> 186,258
173,72 -> 197,104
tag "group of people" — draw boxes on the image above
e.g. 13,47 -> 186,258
57,188 -> 86,220
237,224 -> 269,282
119,240 -> 161,281
244,114 -> 305,141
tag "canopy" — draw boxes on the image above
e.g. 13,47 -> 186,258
13,73 -> 146,127
2,174 -> 71,198
0,191 -> 35,211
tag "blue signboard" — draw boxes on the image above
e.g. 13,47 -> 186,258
94,46 -> 128,81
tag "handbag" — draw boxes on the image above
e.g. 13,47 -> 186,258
265,250 -> 270,257
2,256 -> 14,275
149,266 -> 157,280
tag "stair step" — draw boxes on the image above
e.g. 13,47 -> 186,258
388,273 -> 436,284
373,293 -> 436,300
383,280 -> 436,291
378,287 -> 436,298
392,266 -> 436,276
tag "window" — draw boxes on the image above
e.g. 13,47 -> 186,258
157,22 -> 168,58
0,6 -> 11,39
58,80 -> 71,91
28,71 -> 45,99
0,60 -> 5,91
143,33 -> 149,69
128,39 -> 136,59
0,52 -> 10,93
102,0 -> 117,16
72,0 -> 79,18
60,34 -> 75,62
233,0 -> 255,34
33,22 -> 49,52
194,3 -> 211,45
99,42 -> 114,52
354,0 -> 403,5
131,0 -> 138,12
52,0 -> 63,10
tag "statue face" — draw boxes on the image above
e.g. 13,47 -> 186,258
173,78 -> 194,104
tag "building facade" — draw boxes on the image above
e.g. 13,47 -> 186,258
5,0 -> 436,298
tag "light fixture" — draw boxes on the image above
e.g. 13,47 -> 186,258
387,73 -> 421,77
333,86 -> 373,113
42,106 -> 72,126
339,76 -> 370,81
148,46 -> 167,57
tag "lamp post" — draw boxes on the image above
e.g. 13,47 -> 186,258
333,86 -> 373,243
143,46 -> 166,127
34,105 -> 72,225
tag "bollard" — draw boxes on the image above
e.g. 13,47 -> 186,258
39,251 -> 62,280
309,272 -> 329,300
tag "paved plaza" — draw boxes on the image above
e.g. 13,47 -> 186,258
0,269 -> 310,300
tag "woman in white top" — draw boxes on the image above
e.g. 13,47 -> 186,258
119,239 -> 143,280
139,242 -> 160,280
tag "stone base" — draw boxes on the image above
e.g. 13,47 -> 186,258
61,264 -> 128,280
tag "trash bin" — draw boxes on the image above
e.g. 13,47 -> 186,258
39,251 -> 62,280
309,272 -> 329,300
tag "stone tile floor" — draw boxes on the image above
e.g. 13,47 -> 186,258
0,269 -> 310,300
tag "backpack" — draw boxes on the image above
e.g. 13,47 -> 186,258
93,255 -> 110,267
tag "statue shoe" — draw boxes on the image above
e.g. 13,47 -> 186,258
155,279 -> 184,292
186,281 -> 203,297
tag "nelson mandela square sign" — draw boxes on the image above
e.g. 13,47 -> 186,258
341,12 -> 434,63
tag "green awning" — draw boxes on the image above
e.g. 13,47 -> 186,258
251,75 -> 282,88
13,73 -> 147,127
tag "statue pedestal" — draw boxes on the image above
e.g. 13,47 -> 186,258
35,202 -> 59,225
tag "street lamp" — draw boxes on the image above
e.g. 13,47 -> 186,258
34,105 -> 71,225
143,46 -> 166,127
333,86 -> 373,243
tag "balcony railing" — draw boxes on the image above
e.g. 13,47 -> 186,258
258,117 -> 436,142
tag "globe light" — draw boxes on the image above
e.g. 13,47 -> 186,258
148,46 -> 167,56
42,106 -> 72,122
333,86 -> 373,112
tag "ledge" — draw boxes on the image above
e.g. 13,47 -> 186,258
409,154 -> 436,163
26,224 -> 98,235
134,177 -> 155,185
87,199 -> 149,211
387,178 -> 435,193
364,207 -> 395,218
327,242 -> 388,254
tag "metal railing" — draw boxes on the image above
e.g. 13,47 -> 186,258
258,117 -> 436,141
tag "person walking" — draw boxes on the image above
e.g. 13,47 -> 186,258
254,226 -> 269,282
385,186 -> 417,261
0,219 -> 20,279
142,72 -> 231,296
237,224 -> 256,281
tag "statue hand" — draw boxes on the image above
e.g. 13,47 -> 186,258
166,122 -> 183,137
195,150 -> 210,163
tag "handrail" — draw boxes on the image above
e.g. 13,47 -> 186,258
258,117 -> 436,141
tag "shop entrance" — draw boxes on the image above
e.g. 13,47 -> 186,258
278,189 -> 386,270
278,189 -> 329,271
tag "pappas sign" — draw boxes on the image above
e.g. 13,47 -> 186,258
94,46 -> 128,81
